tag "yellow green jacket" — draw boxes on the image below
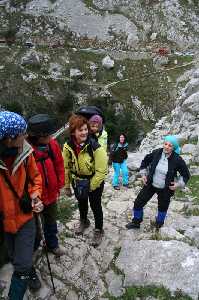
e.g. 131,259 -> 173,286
96,128 -> 108,152
63,137 -> 108,191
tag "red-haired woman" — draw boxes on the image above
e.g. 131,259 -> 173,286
63,114 -> 108,247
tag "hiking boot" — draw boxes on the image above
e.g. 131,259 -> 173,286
28,268 -> 41,291
75,219 -> 90,235
48,246 -> 65,257
125,219 -> 141,230
113,186 -> 120,190
150,219 -> 163,231
91,229 -> 104,247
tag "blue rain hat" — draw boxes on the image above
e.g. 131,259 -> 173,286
0,111 -> 27,140
164,135 -> 180,154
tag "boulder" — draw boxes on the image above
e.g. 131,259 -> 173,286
70,68 -> 84,79
184,78 -> 199,98
116,239 -> 199,299
182,92 -> 199,116
102,56 -> 114,69
21,50 -> 41,66
181,143 -> 196,155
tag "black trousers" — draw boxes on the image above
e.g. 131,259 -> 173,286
134,184 -> 172,213
74,182 -> 104,230
34,202 -> 58,250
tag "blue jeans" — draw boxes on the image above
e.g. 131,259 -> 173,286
112,160 -> 128,187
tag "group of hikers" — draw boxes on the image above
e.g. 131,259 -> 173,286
0,106 -> 190,299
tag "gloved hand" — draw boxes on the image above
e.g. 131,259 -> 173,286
32,198 -> 44,213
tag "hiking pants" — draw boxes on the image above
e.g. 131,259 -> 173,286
112,160 -> 128,187
5,218 -> 36,300
35,202 -> 58,250
133,184 -> 172,224
74,182 -> 104,230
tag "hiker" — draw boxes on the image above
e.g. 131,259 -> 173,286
88,114 -> 108,151
110,134 -> 129,190
63,114 -> 108,247
0,111 -> 43,299
126,135 -> 190,230
27,114 -> 65,257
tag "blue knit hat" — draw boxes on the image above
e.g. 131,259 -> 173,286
164,135 -> 180,154
0,111 -> 27,140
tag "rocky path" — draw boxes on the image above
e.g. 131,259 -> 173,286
1,165 -> 199,300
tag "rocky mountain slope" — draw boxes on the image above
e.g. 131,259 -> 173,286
25,0 -> 199,49
0,0 -> 198,143
1,1 -> 199,299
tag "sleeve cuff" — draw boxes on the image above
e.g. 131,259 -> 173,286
30,192 -> 40,200
175,176 -> 185,188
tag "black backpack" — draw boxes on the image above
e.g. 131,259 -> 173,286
76,106 -> 105,123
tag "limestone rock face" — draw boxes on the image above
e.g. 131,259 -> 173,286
139,68 -> 199,153
25,0 -> 199,48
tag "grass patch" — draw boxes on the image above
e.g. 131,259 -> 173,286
105,285 -> 192,300
57,197 -> 78,223
109,247 -> 123,276
84,0 -> 94,8
177,229 -> 185,235
184,207 -> 199,217
190,137 -> 198,145
175,175 -> 199,202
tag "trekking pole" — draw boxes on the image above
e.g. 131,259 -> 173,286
52,123 -> 69,139
37,214 -> 56,294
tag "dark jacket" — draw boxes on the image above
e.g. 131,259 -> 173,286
110,142 -> 128,163
140,148 -> 190,192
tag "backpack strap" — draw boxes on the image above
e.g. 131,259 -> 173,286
87,144 -> 94,162
32,144 -> 55,187
1,170 -> 21,200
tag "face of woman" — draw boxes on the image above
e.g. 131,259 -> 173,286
74,124 -> 88,144
89,122 -> 99,134
163,141 -> 173,154
3,133 -> 27,154
5,134 -> 26,148
119,135 -> 125,144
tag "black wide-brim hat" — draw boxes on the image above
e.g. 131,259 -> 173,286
76,106 -> 105,123
27,114 -> 57,136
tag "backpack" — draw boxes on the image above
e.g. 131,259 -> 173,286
76,106 -> 105,123
33,143 -> 55,187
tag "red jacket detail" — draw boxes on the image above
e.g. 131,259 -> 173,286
33,139 -> 65,206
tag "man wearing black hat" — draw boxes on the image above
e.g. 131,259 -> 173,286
28,114 -> 65,257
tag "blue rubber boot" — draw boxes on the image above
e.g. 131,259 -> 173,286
155,211 -> 167,229
126,209 -> 143,229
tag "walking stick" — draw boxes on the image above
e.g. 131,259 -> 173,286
37,214 -> 56,294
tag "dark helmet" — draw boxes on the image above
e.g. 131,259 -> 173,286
27,114 -> 57,136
